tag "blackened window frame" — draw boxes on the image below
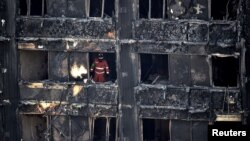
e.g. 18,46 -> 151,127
19,0 -> 47,16
139,0 -> 167,19
87,0 -> 116,18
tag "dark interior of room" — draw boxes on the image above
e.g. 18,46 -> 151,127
212,56 -> 239,87
140,54 -> 168,84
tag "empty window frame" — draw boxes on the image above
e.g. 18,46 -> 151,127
142,119 -> 170,141
19,0 -> 47,16
139,0 -> 167,19
93,117 -> 116,141
140,54 -> 169,84
89,52 -> 117,83
212,56 -> 239,87
211,0 -> 239,20
89,0 -> 115,18
19,50 -> 48,81
20,115 -> 48,141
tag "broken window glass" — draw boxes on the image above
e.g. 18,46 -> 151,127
211,0 -> 239,20
212,56 -> 239,87
140,54 -> 169,84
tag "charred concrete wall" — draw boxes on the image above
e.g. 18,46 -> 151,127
0,0 -> 249,141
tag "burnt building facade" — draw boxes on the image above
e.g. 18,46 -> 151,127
0,0 -> 250,141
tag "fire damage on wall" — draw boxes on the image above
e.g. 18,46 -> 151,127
0,0 -> 250,141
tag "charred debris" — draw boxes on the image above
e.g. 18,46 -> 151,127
0,0 -> 250,141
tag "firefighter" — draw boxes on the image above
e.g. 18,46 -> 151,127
90,53 -> 110,82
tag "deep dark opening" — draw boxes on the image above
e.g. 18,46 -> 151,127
143,119 -> 170,141
30,0 -> 43,16
20,50 -> 48,81
19,0 -> 28,15
211,0 -> 239,20
21,115 -> 47,141
90,0 -> 103,17
44,0 -> 47,15
89,53 -> 117,83
140,54 -> 168,84
93,118 -> 106,141
212,56 -> 239,87
104,0 -> 115,18
139,0 -> 149,18
93,118 -> 116,141
151,0 -> 163,18
109,118 -> 116,141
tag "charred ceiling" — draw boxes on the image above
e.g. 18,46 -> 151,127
0,0 -> 249,141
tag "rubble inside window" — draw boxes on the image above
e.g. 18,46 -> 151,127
140,54 -> 168,84
212,55 -> 239,87
211,0 -> 239,20
142,119 -> 170,141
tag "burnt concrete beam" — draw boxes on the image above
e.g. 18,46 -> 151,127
188,23 -> 208,42
209,22 -> 238,46
189,89 -> 210,114
134,20 -> 187,41
135,84 -> 188,109
87,84 -> 118,105
19,101 -> 89,116
138,107 -> 189,120
134,42 -> 239,56
17,39 -> 116,52
89,104 -> 117,117
17,18 -> 115,39
19,82 -> 68,101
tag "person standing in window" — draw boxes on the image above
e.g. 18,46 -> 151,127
90,53 -> 110,82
